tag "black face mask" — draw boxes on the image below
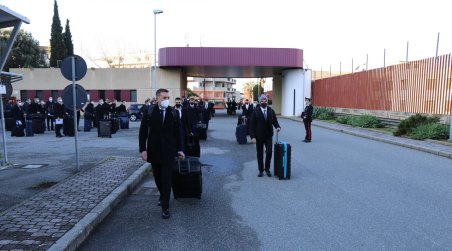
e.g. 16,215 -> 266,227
260,103 -> 267,108
175,104 -> 181,108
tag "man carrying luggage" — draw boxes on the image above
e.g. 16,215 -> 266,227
302,97 -> 313,143
139,88 -> 185,219
249,94 -> 281,177
54,97 -> 66,138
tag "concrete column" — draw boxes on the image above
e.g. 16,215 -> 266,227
272,75 -> 282,115
281,69 -> 311,116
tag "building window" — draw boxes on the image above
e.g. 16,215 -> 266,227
99,90 -> 105,100
20,90 -> 28,101
114,90 -> 121,101
52,90 -> 59,100
36,90 -> 44,100
130,90 -> 137,102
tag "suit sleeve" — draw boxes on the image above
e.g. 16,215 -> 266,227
138,109 -> 149,153
173,110 -> 183,152
249,110 -> 256,139
271,109 -> 281,129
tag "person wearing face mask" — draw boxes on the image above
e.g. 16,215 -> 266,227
174,97 -> 193,148
249,94 -> 281,177
139,88 -> 185,219
94,99 -> 105,127
301,97 -> 313,143
241,99 -> 254,132
187,97 -> 200,134
45,97 -> 55,131
54,97 -> 66,138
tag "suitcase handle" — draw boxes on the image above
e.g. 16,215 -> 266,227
276,130 -> 279,143
176,157 -> 191,174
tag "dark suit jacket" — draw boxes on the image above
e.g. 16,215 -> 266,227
53,103 -> 66,118
304,104 -> 313,122
13,105 -> 25,122
241,104 -> 254,118
249,106 -> 280,141
139,105 -> 182,165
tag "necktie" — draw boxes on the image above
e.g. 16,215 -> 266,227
160,109 -> 165,124
264,109 -> 267,120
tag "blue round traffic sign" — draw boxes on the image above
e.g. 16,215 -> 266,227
60,55 -> 87,81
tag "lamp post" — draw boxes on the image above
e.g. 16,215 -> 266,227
153,9 -> 163,95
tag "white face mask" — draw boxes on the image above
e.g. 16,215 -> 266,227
161,99 -> 170,108
49,98 -> 53,102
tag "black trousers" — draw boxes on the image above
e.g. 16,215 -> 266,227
152,163 -> 173,210
47,115 -> 55,130
55,124 -> 63,137
304,120 -> 312,141
256,137 -> 273,172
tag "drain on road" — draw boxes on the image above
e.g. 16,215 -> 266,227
21,164 -> 47,169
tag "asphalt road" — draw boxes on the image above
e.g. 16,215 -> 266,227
78,110 -> 452,251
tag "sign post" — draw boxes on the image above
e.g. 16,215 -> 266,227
60,55 -> 87,171
0,84 -> 7,165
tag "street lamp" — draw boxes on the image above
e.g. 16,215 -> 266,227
153,9 -> 163,95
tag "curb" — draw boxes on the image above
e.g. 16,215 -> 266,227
285,117 -> 452,159
48,162 -> 151,251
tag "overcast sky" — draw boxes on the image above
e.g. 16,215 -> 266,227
2,0 -> 452,73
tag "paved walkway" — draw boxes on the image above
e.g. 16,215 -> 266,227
0,156 -> 149,251
287,117 -> 452,159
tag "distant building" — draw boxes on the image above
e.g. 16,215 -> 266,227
188,77 -> 241,101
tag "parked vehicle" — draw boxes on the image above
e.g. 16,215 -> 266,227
127,104 -> 144,121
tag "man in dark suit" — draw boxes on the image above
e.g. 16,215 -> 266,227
187,97 -> 200,133
241,99 -> 254,131
302,97 -> 314,142
249,94 -> 281,177
54,97 -> 66,138
45,97 -> 55,131
139,88 -> 185,219
174,97 -> 192,143
12,100 -> 25,125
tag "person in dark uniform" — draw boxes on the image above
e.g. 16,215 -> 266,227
84,101 -> 95,128
12,100 -> 25,126
45,97 -> 55,131
139,88 -> 185,219
116,100 -> 127,115
28,98 -> 44,115
54,97 -> 66,138
174,97 -> 192,143
249,94 -> 281,177
187,97 -> 199,133
103,99 -> 112,119
302,97 -> 313,143
95,99 -> 105,126
22,98 -> 31,116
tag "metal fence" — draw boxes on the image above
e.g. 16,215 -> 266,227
312,54 -> 452,115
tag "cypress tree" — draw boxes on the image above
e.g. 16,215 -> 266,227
63,19 -> 74,56
49,0 -> 66,67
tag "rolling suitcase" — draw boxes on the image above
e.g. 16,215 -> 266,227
98,120 -> 112,138
185,134 -> 200,157
196,122 -> 207,140
172,157 -> 202,199
63,117 -> 75,136
5,117 -> 15,131
235,117 -> 247,144
11,122 -> 25,137
25,119 -> 34,137
32,118 -> 45,134
119,116 -> 129,129
84,118 -> 92,132
274,132 -> 291,180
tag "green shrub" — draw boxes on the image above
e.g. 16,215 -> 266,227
409,123 -> 450,140
336,115 -> 352,124
394,114 -> 440,136
349,115 -> 382,128
313,107 -> 334,120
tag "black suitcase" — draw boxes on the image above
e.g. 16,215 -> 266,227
98,120 -> 112,138
110,117 -> 119,134
84,118 -> 92,132
196,123 -> 207,140
185,134 -> 200,157
235,117 -> 247,144
5,117 -> 15,131
119,116 -> 129,129
63,117 -> 75,136
11,124 -> 25,137
274,134 -> 291,180
25,120 -> 34,137
172,157 -> 202,199
32,118 -> 45,134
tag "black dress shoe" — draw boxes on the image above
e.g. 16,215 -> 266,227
162,209 -> 170,219
257,172 -> 264,177
265,171 -> 272,177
